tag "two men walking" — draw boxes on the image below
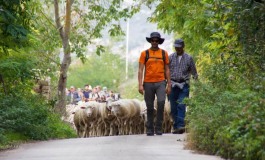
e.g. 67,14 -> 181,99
138,32 -> 198,136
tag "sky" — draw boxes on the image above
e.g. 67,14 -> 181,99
66,3 -> 175,65
113,5 -> 174,63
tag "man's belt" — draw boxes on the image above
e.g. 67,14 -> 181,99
171,79 -> 186,83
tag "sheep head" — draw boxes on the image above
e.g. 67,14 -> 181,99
83,102 -> 97,117
110,101 -> 122,116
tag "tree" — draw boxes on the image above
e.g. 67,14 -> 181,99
0,1 -> 77,145
52,0 -> 142,113
147,0 -> 265,159
149,0 -> 264,88
67,46 -> 135,90
0,0 -> 62,96
0,0 -> 33,93
53,0 -> 72,113
0,0 -> 32,54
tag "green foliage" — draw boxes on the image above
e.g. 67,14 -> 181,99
149,0 -> 211,53
0,0 -> 34,54
186,82 -> 265,159
0,54 -> 36,87
67,48 -> 135,91
230,0 -> 265,91
45,112 -> 76,139
0,0 -> 59,93
0,91 -> 76,148
118,78 -> 143,100
214,98 -> 265,160
188,83 -> 265,160
149,0 -> 265,159
50,0 -> 142,61
95,45 -> 105,56
0,132 -> 28,150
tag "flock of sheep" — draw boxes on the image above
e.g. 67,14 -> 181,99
63,98 -> 173,137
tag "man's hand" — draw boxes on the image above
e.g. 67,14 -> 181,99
166,84 -> 171,95
138,85 -> 144,95
138,63 -> 145,95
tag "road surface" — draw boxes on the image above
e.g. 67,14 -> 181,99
0,133 -> 223,160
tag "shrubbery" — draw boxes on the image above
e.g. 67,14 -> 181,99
215,96 -> 265,160
0,92 -> 76,149
186,82 -> 265,160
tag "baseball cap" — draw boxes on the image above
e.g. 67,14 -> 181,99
174,39 -> 184,48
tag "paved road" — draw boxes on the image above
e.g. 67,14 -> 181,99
0,134 -> 223,160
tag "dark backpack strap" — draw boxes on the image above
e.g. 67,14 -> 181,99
162,49 -> 166,79
145,49 -> 165,63
144,50 -> 149,79
145,49 -> 149,64
162,49 -> 165,63
144,49 -> 167,79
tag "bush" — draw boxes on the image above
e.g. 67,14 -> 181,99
215,97 -> 265,160
185,82 -> 265,159
0,92 -> 76,148
45,113 -> 76,139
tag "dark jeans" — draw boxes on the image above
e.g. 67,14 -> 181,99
169,84 -> 189,129
144,80 -> 166,132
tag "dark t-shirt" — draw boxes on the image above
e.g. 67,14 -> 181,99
83,91 -> 90,98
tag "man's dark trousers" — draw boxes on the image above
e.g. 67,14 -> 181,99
144,80 -> 166,133
169,84 -> 189,129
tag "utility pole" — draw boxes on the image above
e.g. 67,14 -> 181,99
125,19 -> 129,80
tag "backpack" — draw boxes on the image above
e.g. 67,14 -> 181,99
144,49 -> 166,64
144,49 -> 166,79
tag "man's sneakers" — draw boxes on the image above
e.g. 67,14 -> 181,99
155,130 -> 163,135
146,130 -> 154,136
172,127 -> 185,134
146,130 -> 163,136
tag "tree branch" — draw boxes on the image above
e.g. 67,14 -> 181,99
54,0 -> 64,40
39,10 -> 57,29
64,0 -> 72,42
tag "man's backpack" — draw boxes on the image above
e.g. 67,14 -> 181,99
144,49 -> 167,79
144,49 -> 166,64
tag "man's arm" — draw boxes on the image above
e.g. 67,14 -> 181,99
138,63 -> 145,95
74,92 -> 81,102
190,57 -> 198,80
165,65 -> 171,95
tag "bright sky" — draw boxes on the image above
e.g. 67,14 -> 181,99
66,4 -> 174,65
121,5 -> 174,62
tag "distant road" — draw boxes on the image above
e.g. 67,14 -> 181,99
0,134 -> 223,160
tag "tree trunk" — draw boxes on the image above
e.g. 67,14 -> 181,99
54,0 -> 72,114
56,47 -> 71,114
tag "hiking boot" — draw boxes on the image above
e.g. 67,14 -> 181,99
146,130 -> 154,136
155,130 -> 163,135
155,101 -> 164,136
172,127 -> 185,134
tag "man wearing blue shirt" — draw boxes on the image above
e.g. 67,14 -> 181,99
169,39 -> 198,134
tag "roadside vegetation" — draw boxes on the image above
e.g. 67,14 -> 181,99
0,0 -> 139,149
149,0 -> 264,159
0,0 -> 264,159
0,92 -> 76,150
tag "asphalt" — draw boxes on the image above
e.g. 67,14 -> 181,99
0,133 -> 223,160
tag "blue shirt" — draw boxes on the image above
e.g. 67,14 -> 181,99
169,52 -> 198,81
83,91 -> 90,99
